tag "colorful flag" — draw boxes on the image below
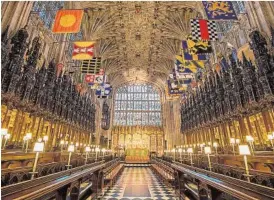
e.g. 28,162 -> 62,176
172,69 -> 195,80
80,58 -> 102,74
167,79 -> 189,94
169,68 -> 194,93
176,55 -> 204,73
52,10 -> 84,33
167,80 -> 182,94
169,72 -> 176,80
176,55 -> 197,73
85,74 -> 105,85
94,74 -> 105,84
190,19 -> 218,41
184,59 -> 205,70
182,36 -> 212,59
175,62 -> 196,74
85,74 -> 95,84
202,1 -> 238,20
72,42 -> 95,60
165,85 -> 180,100
183,52 -> 206,61
96,83 -> 112,98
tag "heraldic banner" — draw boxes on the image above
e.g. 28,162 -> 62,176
72,41 -> 95,60
202,1 -> 238,20
52,10 -> 84,33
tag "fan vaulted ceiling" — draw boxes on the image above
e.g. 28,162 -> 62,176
68,1 -> 202,90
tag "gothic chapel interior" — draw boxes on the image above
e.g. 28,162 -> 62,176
1,1 -> 274,200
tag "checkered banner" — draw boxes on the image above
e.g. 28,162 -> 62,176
190,19 -> 218,41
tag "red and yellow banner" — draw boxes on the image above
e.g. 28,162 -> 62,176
52,10 -> 84,33
72,41 -> 95,60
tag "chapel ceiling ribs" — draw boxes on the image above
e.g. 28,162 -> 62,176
70,1 -> 202,89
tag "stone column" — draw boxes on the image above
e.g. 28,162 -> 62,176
1,2 -> 34,35
245,1 -> 273,38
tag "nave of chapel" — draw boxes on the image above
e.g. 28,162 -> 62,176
1,1 -> 274,200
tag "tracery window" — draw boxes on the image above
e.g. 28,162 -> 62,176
114,84 -> 162,126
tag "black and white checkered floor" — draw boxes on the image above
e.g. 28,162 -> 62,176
100,167 -> 178,200
124,164 -> 151,167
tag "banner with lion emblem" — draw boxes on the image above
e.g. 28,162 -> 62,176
202,1 -> 238,20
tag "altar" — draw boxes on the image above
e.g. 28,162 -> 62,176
111,125 -> 164,163
125,148 -> 149,163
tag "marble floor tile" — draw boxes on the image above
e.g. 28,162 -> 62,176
101,167 -> 178,200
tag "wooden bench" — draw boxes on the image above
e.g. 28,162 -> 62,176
151,164 -> 174,181
104,164 -> 124,187
157,159 -> 175,176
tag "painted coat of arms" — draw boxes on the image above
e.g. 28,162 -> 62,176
202,1 -> 238,20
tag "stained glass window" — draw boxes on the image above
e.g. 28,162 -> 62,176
114,84 -> 162,126
216,2 -> 246,34
33,1 -> 64,29
232,1 -> 246,15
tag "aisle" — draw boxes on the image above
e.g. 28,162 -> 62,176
102,167 -> 177,200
